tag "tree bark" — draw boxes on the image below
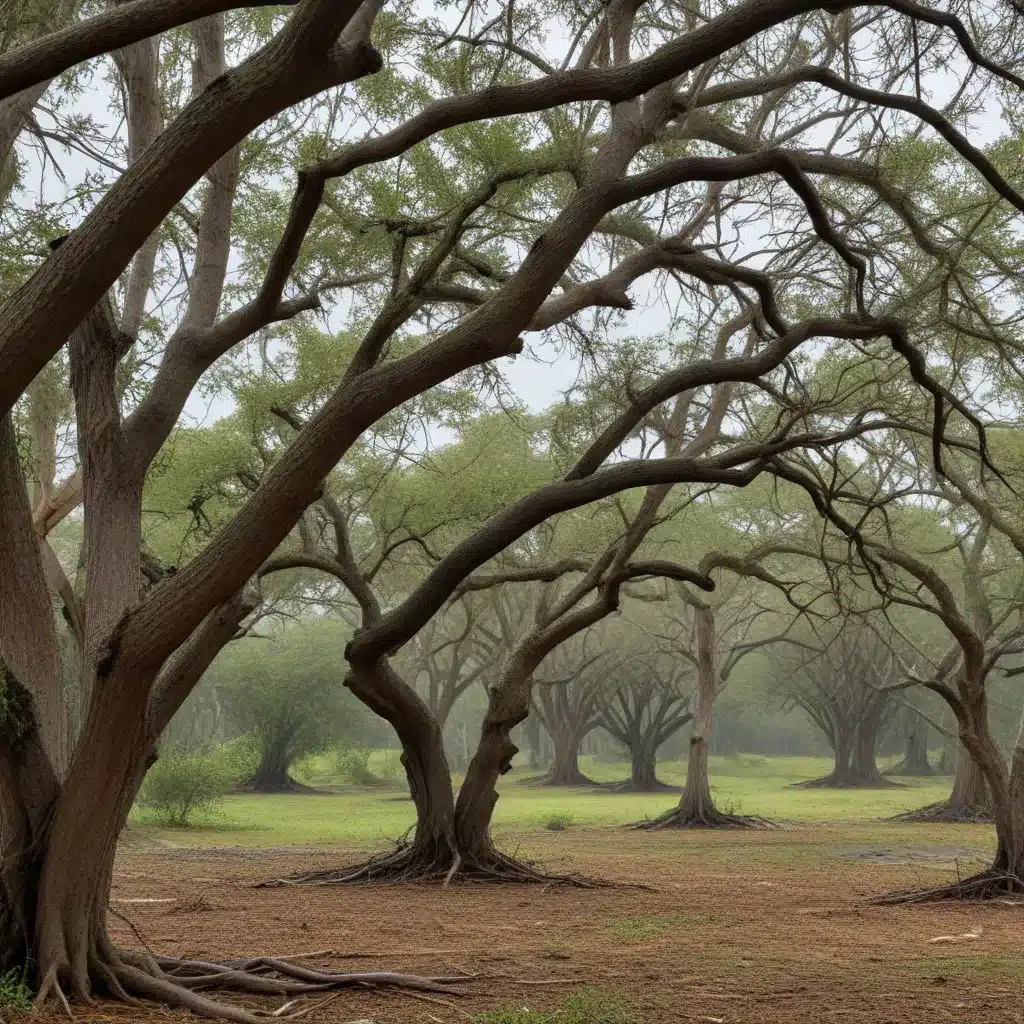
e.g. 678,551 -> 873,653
0,667 -> 60,975
33,662 -> 155,1000
454,642 -> 544,863
851,709 -> 888,785
949,740 -> 990,813
627,745 -> 663,790
543,730 -> 595,786
345,660 -> 458,868
248,747 -> 298,792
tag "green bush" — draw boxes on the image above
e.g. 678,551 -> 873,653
0,966 -> 33,1011
334,745 -> 390,786
378,749 -> 401,779
137,747 -> 234,826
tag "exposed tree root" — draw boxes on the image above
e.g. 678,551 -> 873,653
791,773 -> 902,790
520,770 -> 602,787
873,869 -> 1024,904
37,940 -> 473,1024
888,800 -> 992,823
239,776 -> 321,795
637,805 -> 776,830
257,834 -> 613,889
606,778 -> 678,793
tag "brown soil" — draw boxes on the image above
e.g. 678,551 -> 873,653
21,825 -> 1024,1023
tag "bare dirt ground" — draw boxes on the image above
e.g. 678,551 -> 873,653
23,825 -> 1024,1023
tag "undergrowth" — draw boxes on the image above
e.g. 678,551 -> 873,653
0,965 -> 34,1011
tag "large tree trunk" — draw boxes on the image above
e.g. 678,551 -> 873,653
276,658 -> 461,882
453,657 -> 532,864
949,742 -> 990,813
851,710 -> 888,785
248,745 -> 297,792
896,737 -> 991,823
33,663 -> 154,1001
888,723 -> 933,776
0,685 -> 60,975
347,661 -> 457,862
536,726 -> 597,786
626,744 -> 664,790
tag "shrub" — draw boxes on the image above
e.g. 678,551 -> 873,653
378,749 -> 401,779
334,745 -> 391,786
137,747 -> 234,826
0,966 -> 33,1011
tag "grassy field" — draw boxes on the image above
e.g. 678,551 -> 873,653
127,752 -> 956,848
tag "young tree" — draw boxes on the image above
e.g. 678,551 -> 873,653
642,536 -> 824,826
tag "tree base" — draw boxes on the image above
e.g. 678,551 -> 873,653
883,761 -> 934,777
637,804 -> 775,830
606,778 -> 678,793
873,868 -> 1024,904
791,773 -> 902,789
240,775 -> 321,794
888,800 -> 992,823
520,770 -> 603,787
257,835 -> 604,889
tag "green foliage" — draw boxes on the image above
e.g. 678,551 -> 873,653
137,748 -> 235,827
207,620 -> 388,786
0,664 -> 33,743
0,966 -> 33,1011
334,746 -> 387,787
475,988 -> 635,1024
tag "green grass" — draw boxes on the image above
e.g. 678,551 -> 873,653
127,753 -> 956,848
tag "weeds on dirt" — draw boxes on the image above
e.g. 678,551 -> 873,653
475,987 -> 635,1024
0,965 -> 34,1011
610,915 -> 672,940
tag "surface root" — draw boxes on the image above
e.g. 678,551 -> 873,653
873,869 -> 1024,904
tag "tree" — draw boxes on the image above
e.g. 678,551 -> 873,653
531,653 -> 609,787
778,441 -> 1024,896
214,621 -> 377,792
598,656 -> 692,791
777,618 -> 900,788
886,704 -> 935,777
640,529 -> 826,826
4,0 -> 1024,1012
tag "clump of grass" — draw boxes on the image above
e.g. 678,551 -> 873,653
0,965 -> 34,1011
610,915 -> 672,940
475,987 -> 634,1024
544,811 -> 576,831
